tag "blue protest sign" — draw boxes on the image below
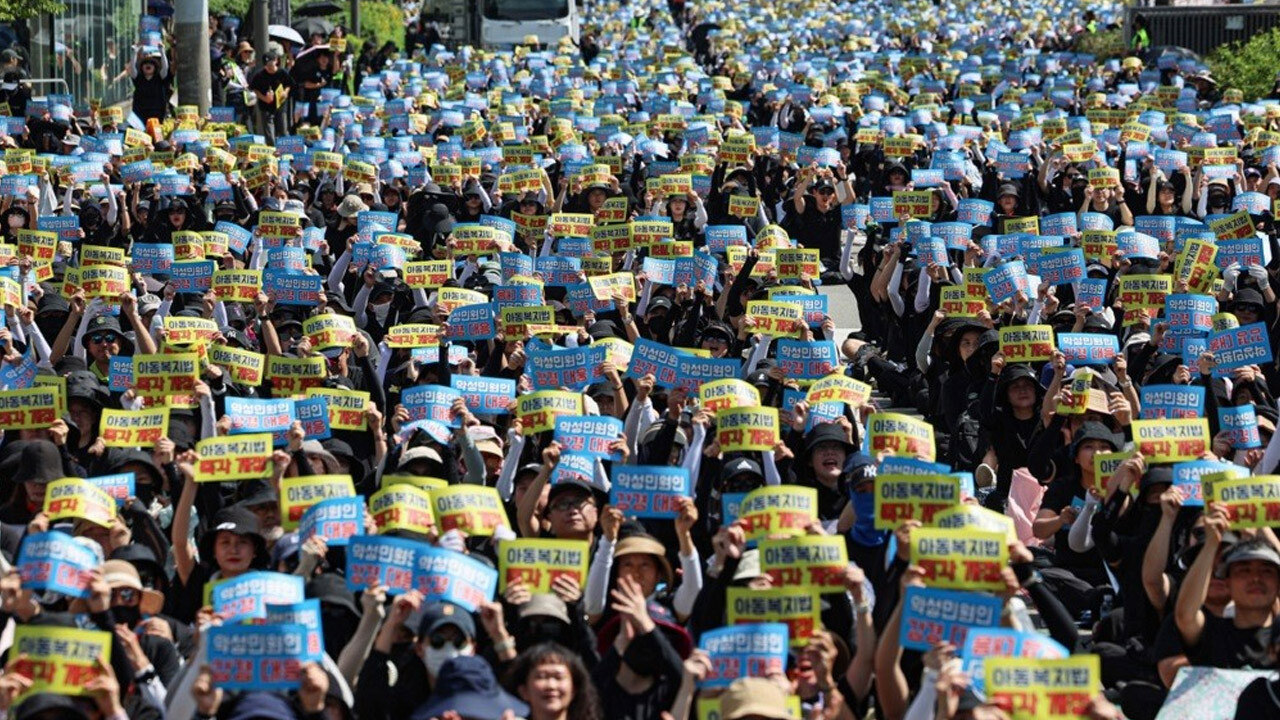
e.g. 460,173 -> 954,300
401,384 -> 463,427
1209,322 -> 1273,375
1040,213 -> 1078,237
1165,294 -> 1216,334
0,347 -> 36,391
932,222 -> 973,251
775,340 -> 841,381
131,243 -> 174,274
899,585 -> 1002,652
1139,385 -> 1205,420
1116,231 -> 1159,260
452,375 -> 515,416
1079,212 -> 1114,232
1077,278 -> 1107,311
265,599 -> 325,658
772,293 -> 828,327
346,535 -> 424,595
37,215 -> 80,244
879,456 -> 952,476
698,623 -> 789,689
1171,460 -> 1244,507
705,225 -> 748,251
225,397 -> 296,444
216,221 -> 253,256
447,303 -> 497,341
17,530 -> 98,598
535,257 -> 582,286
554,415 -> 624,461
611,466 -> 691,519
294,396 -> 331,441
1135,216 -> 1176,245
210,571 -> 305,623
1036,248 -> 1085,286
956,199 -> 994,226
264,270 -> 323,306
208,623 -> 322,691
494,283 -> 545,310
86,471 -> 135,506
108,356 -> 133,393
528,345 -> 606,392
1058,333 -> 1119,366
299,496 -> 365,547
170,260 -> 215,293
673,353 -> 740,393
1220,405 -> 1262,449
982,260 -> 1027,304
413,545 -> 499,612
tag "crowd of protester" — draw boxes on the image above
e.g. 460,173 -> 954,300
2,0 -> 1280,717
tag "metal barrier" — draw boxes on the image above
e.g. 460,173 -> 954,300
1125,5 -> 1280,56
19,77 -> 71,100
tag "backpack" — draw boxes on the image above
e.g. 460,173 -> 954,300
949,404 -> 989,471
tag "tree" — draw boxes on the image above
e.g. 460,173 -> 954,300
0,0 -> 66,22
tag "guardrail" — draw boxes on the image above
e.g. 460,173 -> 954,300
21,77 -> 71,100
1125,5 -> 1280,56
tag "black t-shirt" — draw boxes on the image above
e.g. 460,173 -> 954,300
1153,611 -> 1275,670
792,199 -> 843,263
249,67 -> 294,110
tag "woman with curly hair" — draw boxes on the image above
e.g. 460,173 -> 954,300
507,643 -> 603,720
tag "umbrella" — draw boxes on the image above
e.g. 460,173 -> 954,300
292,17 -> 334,40
295,0 -> 343,17
268,24 -> 305,47
1143,45 -> 1200,65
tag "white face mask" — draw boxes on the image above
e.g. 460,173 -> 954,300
422,642 -> 473,677
371,300 -> 393,323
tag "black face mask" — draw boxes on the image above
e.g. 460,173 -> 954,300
111,605 -> 141,628
322,606 -> 359,657
518,619 -> 567,648
621,632 -> 662,677
135,483 -> 156,506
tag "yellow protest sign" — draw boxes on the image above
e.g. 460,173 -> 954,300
1131,418 -> 1209,463
499,538 -> 590,593
16,229 -> 57,265
1175,237 -> 1218,295
306,388 -> 370,431
985,655 -> 1100,720
385,324 -> 442,349
279,475 -> 356,530
940,286 -> 985,317
267,355 -> 327,397
77,264 -> 128,299
43,477 -> 116,527
699,378 -> 760,413
208,344 -> 265,385
303,313 -> 357,350
437,287 -> 489,314
737,485 -> 818,541
430,485 -> 508,536
892,190 -> 933,219
998,325 -> 1054,363
132,353 -> 198,398
911,528 -> 1008,591
370,485 -> 436,535
100,407 -> 169,448
873,474 -> 962,530
500,305 -> 555,337
759,536 -> 849,589
591,223 -> 633,254
212,269 -> 262,303
517,390 -> 584,434
727,194 -> 759,218
726,587 -> 822,647
1004,216 -> 1039,235
11,626 -> 113,699
716,406 -> 779,452
932,504 -> 1017,542
80,245 -> 126,266
1213,476 -> 1280,529
776,248 -> 820,281
163,316 -> 219,345
866,412 -> 936,461
194,434 -> 274,482
805,373 -> 872,407
1055,369 -> 1093,416
1117,275 -> 1171,309
1210,210 -> 1256,241
587,272 -> 636,301
0,386 -> 62,429
548,213 -> 595,238
746,300 -> 804,338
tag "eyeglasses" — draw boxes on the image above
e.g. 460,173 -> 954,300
89,333 -> 119,345
112,587 -> 139,603
429,634 -> 468,650
549,495 -> 592,512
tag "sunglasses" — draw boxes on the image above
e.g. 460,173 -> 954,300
816,188 -> 836,196
112,587 -> 139,603
89,333 -> 120,344
429,634 -> 468,650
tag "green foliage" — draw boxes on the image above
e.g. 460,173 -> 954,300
1075,29 -> 1125,60
1208,26 -> 1280,102
203,0 -> 405,57
0,0 -> 66,21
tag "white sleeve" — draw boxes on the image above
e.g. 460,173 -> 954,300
886,262 -> 905,317
584,535 -> 616,616
902,668 -> 941,720
623,396 -> 658,454
742,335 -> 771,378
327,248 -> 353,295
198,392 -> 216,441
681,422 -> 705,479
762,450 -> 783,486
495,431 -> 526,502
352,283 -> 372,328
1068,494 -> 1100,553
672,548 -> 703,618
913,266 -> 931,314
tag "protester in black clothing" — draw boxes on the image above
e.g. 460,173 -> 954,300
130,48 -> 171,122
250,51 -> 294,143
